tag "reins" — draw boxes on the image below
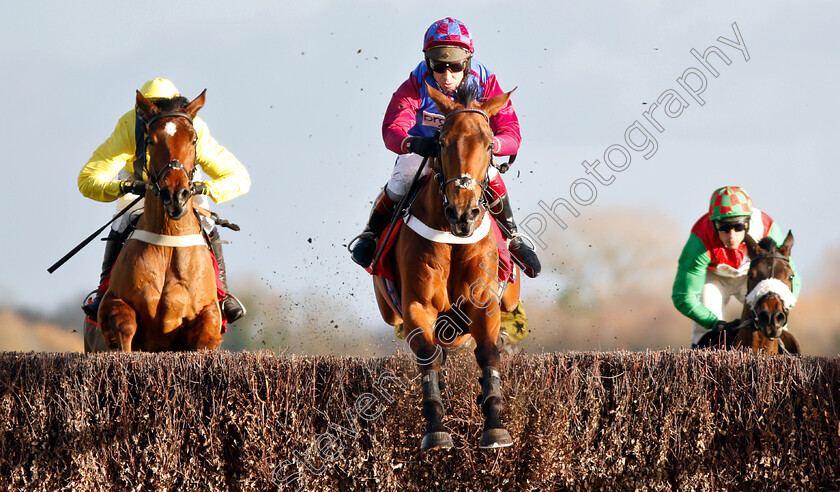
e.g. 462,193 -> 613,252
367,156 -> 431,269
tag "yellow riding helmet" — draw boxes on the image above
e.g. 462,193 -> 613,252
138,78 -> 180,100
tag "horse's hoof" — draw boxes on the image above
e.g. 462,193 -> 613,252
420,431 -> 454,450
479,428 -> 513,449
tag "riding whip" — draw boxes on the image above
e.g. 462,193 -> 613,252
47,195 -> 144,274
370,155 -> 431,269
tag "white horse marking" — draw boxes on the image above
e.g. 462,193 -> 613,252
746,278 -> 797,310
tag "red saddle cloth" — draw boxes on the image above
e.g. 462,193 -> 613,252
365,215 -> 514,282
97,249 -> 228,334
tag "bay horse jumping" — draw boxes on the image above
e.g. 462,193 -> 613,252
735,232 -> 800,354
373,83 -> 522,449
98,90 -> 223,351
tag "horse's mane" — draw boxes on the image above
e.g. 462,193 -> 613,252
757,237 -> 778,253
452,83 -> 481,107
153,96 -> 190,112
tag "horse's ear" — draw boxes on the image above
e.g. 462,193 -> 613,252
481,87 -> 516,117
185,89 -> 206,119
744,234 -> 758,258
135,90 -> 159,121
426,82 -> 457,115
778,230 -> 794,257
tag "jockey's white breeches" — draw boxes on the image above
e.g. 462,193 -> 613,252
111,169 -> 215,234
691,271 -> 747,345
384,153 -> 499,201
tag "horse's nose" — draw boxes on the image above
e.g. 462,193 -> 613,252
175,187 -> 191,206
445,205 -> 480,225
466,207 -> 480,223
773,311 -> 787,328
160,188 -> 173,206
445,205 -> 458,224
757,310 -> 771,327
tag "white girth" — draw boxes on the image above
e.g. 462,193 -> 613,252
127,229 -> 206,247
403,212 -> 492,244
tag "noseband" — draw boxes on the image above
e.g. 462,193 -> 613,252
143,112 -> 198,197
434,108 -> 493,211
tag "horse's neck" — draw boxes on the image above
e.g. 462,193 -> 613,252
141,198 -> 200,235
736,324 -> 780,354
751,330 -> 779,353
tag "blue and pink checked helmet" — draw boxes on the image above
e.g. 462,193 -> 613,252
423,18 -> 475,54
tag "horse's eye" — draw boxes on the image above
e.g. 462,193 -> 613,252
145,137 -> 153,146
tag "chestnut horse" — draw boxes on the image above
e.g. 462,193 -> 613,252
373,83 -> 522,449
98,90 -> 222,351
735,233 -> 800,354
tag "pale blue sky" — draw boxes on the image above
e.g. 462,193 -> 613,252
2,1 -> 838,328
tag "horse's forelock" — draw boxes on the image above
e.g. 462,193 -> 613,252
757,237 -> 778,254
153,96 -> 190,112
453,83 -> 481,108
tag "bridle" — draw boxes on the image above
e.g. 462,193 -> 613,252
746,251 -> 793,342
433,108 -> 493,212
142,111 -> 198,197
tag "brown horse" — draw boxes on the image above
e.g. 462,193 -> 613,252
98,90 -> 222,351
373,83 -> 522,449
735,232 -> 800,354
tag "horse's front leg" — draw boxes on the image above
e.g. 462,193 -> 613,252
99,296 -> 137,352
472,313 -> 513,449
404,301 -> 452,450
177,302 -> 223,350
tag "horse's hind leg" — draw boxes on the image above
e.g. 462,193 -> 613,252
99,297 -> 137,352
500,266 -> 520,313
373,277 -> 402,326
474,335 -> 513,449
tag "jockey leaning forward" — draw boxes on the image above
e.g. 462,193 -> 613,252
672,186 -> 801,347
349,17 -> 541,278
78,78 -> 250,325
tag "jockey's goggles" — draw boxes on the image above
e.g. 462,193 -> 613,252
715,220 -> 748,233
428,59 -> 468,74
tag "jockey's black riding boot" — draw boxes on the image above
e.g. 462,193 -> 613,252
82,229 -> 124,321
208,227 -> 246,324
350,190 -> 397,268
491,194 -> 541,278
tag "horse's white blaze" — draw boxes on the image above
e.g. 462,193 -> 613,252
164,122 -> 177,136
456,173 -> 477,189
746,278 -> 797,310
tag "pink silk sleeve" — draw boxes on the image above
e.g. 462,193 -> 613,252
484,74 -> 521,157
382,77 -> 421,154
